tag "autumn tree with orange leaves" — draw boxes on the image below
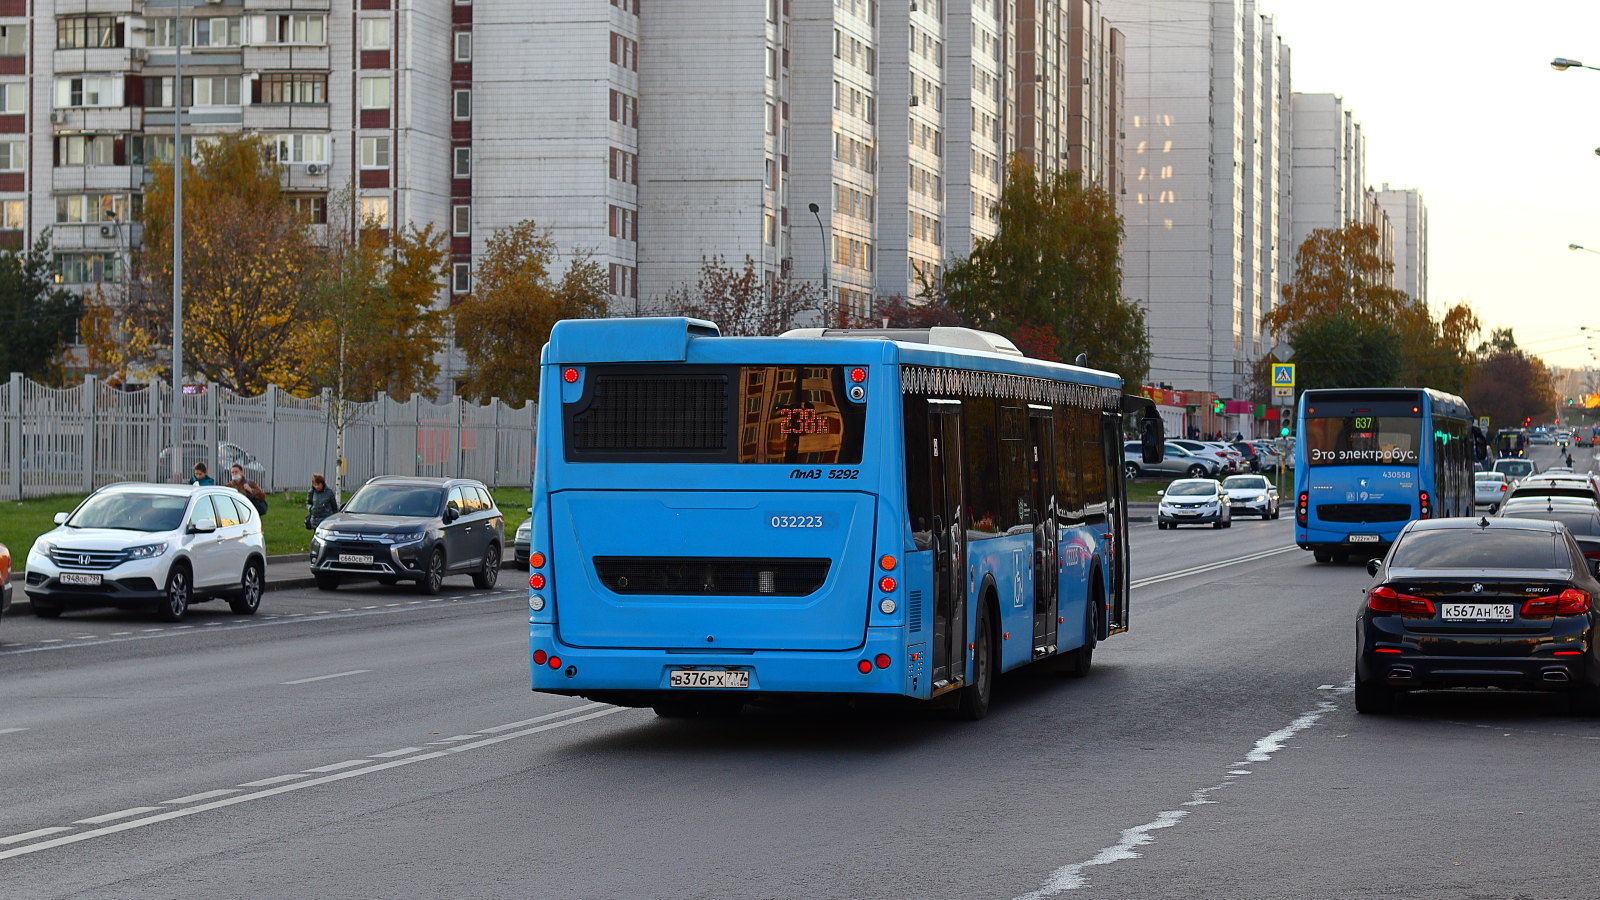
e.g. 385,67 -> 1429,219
1266,222 -> 1478,394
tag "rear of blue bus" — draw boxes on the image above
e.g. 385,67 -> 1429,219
526,318 -> 911,708
1295,391 -> 1431,559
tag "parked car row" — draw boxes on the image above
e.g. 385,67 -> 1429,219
11,475 -> 506,626
1126,438 -> 1287,480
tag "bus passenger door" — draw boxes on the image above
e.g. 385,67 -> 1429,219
928,404 -> 967,688
1029,411 -> 1058,655
1101,414 -> 1130,633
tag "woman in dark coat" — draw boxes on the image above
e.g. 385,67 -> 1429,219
305,473 -> 339,529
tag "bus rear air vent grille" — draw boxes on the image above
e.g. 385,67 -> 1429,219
907,590 -> 923,631
1315,503 -> 1412,523
570,374 -> 728,452
593,556 -> 831,596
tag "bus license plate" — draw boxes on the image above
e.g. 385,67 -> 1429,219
1348,534 -> 1380,543
1441,603 -> 1514,622
669,669 -> 749,689
339,554 -> 374,564
59,572 -> 101,586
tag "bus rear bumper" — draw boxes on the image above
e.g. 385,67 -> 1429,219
528,624 -> 916,700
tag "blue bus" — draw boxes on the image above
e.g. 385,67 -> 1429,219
527,317 -> 1162,718
1294,387 -> 1475,563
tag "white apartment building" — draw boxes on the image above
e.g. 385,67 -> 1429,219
1374,184 -> 1426,305
1103,0 -> 1291,397
1288,91 -> 1366,254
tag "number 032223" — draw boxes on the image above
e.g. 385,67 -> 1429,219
770,515 -> 824,528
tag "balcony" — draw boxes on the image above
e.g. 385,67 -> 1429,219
242,104 -> 329,131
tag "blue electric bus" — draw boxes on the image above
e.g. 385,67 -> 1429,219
1294,387 -> 1475,563
527,317 -> 1162,718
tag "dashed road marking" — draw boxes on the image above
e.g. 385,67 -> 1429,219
371,747 -> 424,758
237,774 -> 309,788
281,669 -> 370,686
73,807 -> 161,825
162,790 -> 239,805
0,727 -> 29,736
0,828 -> 71,845
303,760 -> 368,773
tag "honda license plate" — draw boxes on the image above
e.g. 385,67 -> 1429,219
669,669 -> 750,689
58,572 -> 101,586
1441,603 -> 1514,622
1348,534 -> 1380,543
339,554 -> 374,564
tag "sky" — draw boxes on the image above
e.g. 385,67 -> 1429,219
1260,0 -> 1600,371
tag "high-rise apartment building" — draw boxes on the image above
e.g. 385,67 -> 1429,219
1374,184 -> 1426,305
1102,0 -> 1290,396
1288,91 -> 1366,252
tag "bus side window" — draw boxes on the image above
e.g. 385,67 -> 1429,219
903,397 -> 934,550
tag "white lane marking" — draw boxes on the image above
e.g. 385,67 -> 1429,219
237,774 -> 310,788
0,828 -> 71,845
162,790 -> 239,805
1016,683 -> 1349,897
111,632 -> 132,636
281,669 -> 370,686
429,735 -> 476,743
0,727 -> 29,736
1130,545 -> 1298,589
0,704 -> 625,861
141,628 -> 162,633
0,592 -> 517,657
480,707 -> 607,734
371,747 -> 424,758
74,807 -> 162,825
303,759 -> 367,773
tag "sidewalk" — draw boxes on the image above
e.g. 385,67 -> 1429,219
6,554 -> 525,617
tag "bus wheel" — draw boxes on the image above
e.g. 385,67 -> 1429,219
955,604 -> 996,720
1313,550 -> 1332,563
1066,594 -> 1098,678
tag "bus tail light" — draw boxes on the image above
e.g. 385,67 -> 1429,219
548,656 -> 563,669
1524,588 -> 1590,616
878,575 -> 897,593
849,367 -> 867,383
857,660 -> 872,674
874,653 -> 891,669
1419,491 -> 1431,519
533,650 -> 547,665
1296,492 -> 1308,526
529,573 -> 546,589
1368,585 -> 1435,616
879,555 -> 897,571
530,551 -> 546,568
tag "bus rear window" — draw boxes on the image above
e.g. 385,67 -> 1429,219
565,365 -> 865,464
1304,415 -> 1421,466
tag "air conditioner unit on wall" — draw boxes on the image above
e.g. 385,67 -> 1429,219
49,111 -> 65,125
305,163 -> 324,176
99,225 -> 113,238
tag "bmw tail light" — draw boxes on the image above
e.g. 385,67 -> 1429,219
1368,585 -> 1435,616
1525,589 -> 1591,616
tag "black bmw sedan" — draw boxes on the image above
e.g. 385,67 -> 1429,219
1356,517 -> 1600,714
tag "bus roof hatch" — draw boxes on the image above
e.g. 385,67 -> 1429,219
547,317 -> 720,363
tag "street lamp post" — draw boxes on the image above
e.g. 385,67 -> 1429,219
1571,243 -> 1600,256
807,202 -> 830,326
1552,57 -> 1600,72
170,4 -> 185,481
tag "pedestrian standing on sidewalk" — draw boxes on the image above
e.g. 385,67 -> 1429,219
305,473 -> 338,530
187,462 -> 215,485
230,463 -> 269,516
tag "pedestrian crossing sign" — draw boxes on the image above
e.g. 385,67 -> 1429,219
1270,364 -> 1295,388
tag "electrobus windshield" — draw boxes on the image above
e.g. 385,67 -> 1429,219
1304,415 -> 1422,466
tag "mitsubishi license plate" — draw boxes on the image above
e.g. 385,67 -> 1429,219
58,572 -> 101,586
1441,603 -> 1515,622
338,554 -> 374,564
669,669 -> 750,689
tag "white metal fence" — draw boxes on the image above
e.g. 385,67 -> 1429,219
1,374 -> 536,499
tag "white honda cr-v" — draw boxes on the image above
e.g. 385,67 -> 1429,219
25,483 -> 268,622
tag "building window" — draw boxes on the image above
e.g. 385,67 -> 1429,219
608,90 -> 637,127
0,141 -> 21,173
55,194 -> 127,224
54,77 -> 123,109
0,25 -> 23,56
454,32 -> 472,62
359,196 -> 390,229
188,76 -> 241,107
360,76 -> 391,110
274,133 -> 328,164
0,82 -> 22,114
288,194 -> 327,225
452,204 -> 470,236
191,17 -> 241,48
358,135 -> 391,169
453,146 -> 471,177
267,14 -> 326,46
258,73 -> 326,105
56,252 -> 122,284
360,17 -> 391,51
609,33 -> 636,71
2,199 -> 22,229
56,135 -> 116,166
764,213 -> 776,246
608,147 -> 636,184
608,204 -> 636,241
452,262 -> 471,294
453,89 -> 471,120
57,16 -> 122,50
608,263 -> 637,298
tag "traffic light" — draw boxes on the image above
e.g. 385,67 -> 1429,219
1212,398 -> 1225,414
1524,417 -> 1533,427
1568,398 -> 1576,406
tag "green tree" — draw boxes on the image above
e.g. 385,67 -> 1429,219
941,158 -> 1148,383
1289,312 -> 1403,391
130,133 -> 321,393
0,232 -> 83,385
452,220 -> 607,403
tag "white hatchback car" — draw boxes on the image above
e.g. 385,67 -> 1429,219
25,483 -> 267,622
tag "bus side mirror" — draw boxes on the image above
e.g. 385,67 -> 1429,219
1140,413 -> 1165,465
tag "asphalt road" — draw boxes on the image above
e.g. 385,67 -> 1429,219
3,447 -> 1598,899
